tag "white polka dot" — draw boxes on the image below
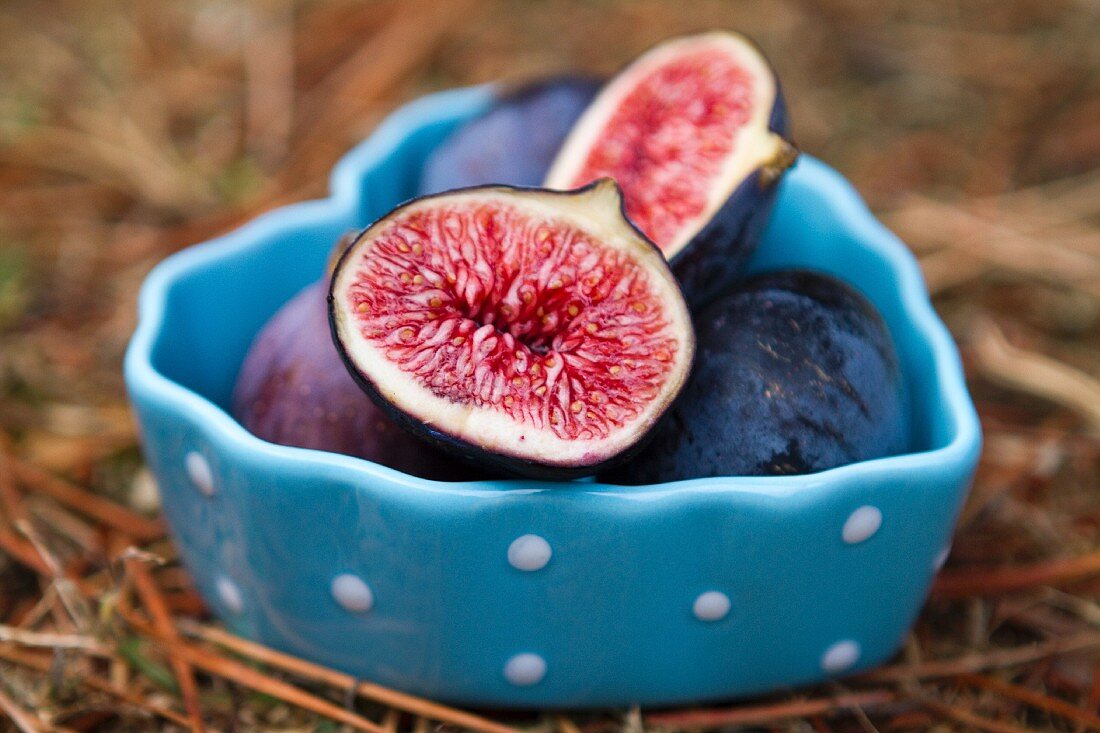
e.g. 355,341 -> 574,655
185,451 -> 215,496
842,506 -> 882,544
821,640 -> 860,673
503,653 -> 546,686
934,545 -> 951,572
216,576 -> 244,614
507,535 -> 552,571
331,574 -> 373,613
693,591 -> 731,621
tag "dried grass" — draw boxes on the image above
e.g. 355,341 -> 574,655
1,0 -> 1099,730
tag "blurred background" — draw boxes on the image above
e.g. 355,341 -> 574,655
2,1 -> 1100,730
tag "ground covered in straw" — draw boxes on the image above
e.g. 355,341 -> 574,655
1,1 -> 1100,731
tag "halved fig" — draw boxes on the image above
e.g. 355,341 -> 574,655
545,31 -> 798,308
329,181 -> 695,479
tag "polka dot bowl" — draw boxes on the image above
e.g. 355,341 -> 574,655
124,85 -> 982,708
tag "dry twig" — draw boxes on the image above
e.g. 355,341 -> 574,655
644,691 -> 897,728
123,611 -> 385,733
861,632 -> 1100,683
0,645 -> 191,728
7,457 -> 165,542
124,555 -> 206,732
969,317 -> 1100,434
0,682 -> 53,733
0,625 -> 108,655
934,551 -> 1100,599
177,620 -> 521,733
954,673 -> 1100,730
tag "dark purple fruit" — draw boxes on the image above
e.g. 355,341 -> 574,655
545,32 -> 798,309
418,77 -> 600,195
606,270 -> 908,482
329,180 -> 695,480
232,281 -> 474,480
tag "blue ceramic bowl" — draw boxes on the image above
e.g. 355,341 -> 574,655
125,85 -> 981,708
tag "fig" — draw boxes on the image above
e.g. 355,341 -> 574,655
545,31 -> 798,308
418,77 -> 600,195
232,280 -> 474,480
607,270 -> 908,482
329,180 -> 695,479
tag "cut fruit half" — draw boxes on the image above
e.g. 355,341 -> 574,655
329,181 -> 695,479
545,31 -> 797,307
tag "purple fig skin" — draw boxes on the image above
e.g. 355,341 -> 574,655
604,270 -> 908,483
232,281 -> 477,481
418,77 -> 601,195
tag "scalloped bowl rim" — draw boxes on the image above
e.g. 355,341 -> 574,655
125,84 -> 981,504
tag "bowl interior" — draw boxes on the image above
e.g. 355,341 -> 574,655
148,90 -> 956,474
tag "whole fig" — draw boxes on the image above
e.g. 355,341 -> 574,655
419,77 -> 600,195
232,281 -> 474,480
607,270 -> 908,481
